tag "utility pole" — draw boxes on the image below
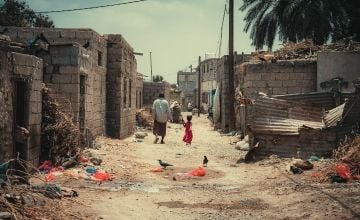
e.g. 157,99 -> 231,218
150,52 -> 153,82
228,0 -> 235,130
198,56 -> 201,117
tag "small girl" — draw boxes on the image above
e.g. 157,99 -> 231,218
183,115 -> 193,145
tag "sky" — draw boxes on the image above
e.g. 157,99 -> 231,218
23,0 -> 278,83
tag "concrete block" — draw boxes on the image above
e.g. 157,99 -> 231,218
289,73 -> 304,80
303,72 -> 316,80
286,87 -> 302,94
59,65 -> 79,74
273,87 -> 287,94
282,80 -> 297,87
267,80 -> 282,87
275,73 -> 290,80
252,81 -> 267,88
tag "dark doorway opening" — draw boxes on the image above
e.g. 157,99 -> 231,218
14,81 -> 27,160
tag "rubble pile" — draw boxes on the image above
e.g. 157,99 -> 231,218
41,86 -> 81,166
136,108 -> 154,128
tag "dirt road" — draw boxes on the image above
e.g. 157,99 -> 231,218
65,115 -> 360,220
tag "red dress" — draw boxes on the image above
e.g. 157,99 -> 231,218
183,122 -> 193,144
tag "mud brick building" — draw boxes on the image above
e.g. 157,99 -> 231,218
143,81 -> 171,106
0,37 -> 43,165
105,34 -> 137,138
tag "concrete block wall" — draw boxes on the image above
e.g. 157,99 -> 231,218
240,60 -> 317,98
317,51 -> 360,92
253,129 -> 337,158
105,34 -> 137,139
5,27 -> 107,141
143,81 -> 171,106
0,51 -> 14,163
0,48 -> 43,165
216,56 -> 232,130
11,52 -> 43,165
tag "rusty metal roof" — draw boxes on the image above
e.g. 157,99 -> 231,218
249,97 -> 325,135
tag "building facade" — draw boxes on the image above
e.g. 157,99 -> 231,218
177,71 -> 197,109
200,58 -> 218,109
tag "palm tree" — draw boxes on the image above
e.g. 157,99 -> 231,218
240,0 -> 350,50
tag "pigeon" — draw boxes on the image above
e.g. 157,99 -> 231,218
290,166 -> 303,174
158,160 -> 173,169
172,176 -> 176,181
203,156 -> 208,167
83,41 -> 90,48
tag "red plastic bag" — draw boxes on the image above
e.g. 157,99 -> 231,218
150,167 -> 164,172
92,171 -> 111,181
335,163 -> 351,179
189,167 -> 206,177
45,172 -> 55,182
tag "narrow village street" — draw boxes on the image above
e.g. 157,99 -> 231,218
60,115 -> 360,220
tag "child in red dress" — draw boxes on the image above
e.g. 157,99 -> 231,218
183,115 -> 193,145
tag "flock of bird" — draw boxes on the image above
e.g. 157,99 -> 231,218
158,156 -> 208,169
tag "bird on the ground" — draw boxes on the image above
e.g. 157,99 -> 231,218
158,160 -> 173,169
203,156 -> 208,167
83,41 -> 90,48
290,166 -> 303,174
172,176 -> 176,181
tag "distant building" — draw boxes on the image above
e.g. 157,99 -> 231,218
177,71 -> 197,109
200,58 -> 218,109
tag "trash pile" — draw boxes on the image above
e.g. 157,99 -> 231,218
41,86 -> 81,166
39,152 -> 114,183
312,136 -> 360,183
0,159 -> 79,219
170,101 -> 182,123
136,108 -> 154,128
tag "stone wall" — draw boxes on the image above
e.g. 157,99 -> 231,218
143,81 -> 171,106
105,34 -> 137,139
240,60 -> 317,98
317,51 -> 360,92
0,45 -> 43,165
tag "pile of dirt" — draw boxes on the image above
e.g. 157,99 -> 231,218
41,86 -> 81,166
136,108 -> 154,128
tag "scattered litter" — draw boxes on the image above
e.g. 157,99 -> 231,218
309,156 -> 320,162
335,163 -> 352,180
136,108 -> 154,128
291,159 -> 314,170
176,167 -> 206,178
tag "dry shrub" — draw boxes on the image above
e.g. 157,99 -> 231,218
41,86 -> 81,165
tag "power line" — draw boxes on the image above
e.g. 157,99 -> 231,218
36,0 -> 149,14
216,4 -> 227,58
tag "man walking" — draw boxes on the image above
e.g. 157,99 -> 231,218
152,94 -> 172,144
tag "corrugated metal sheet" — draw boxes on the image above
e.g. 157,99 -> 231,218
249,97 -> 324,135
274,92 -> 335,110
323,103 -> 345,127
324,95 -> 360,127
